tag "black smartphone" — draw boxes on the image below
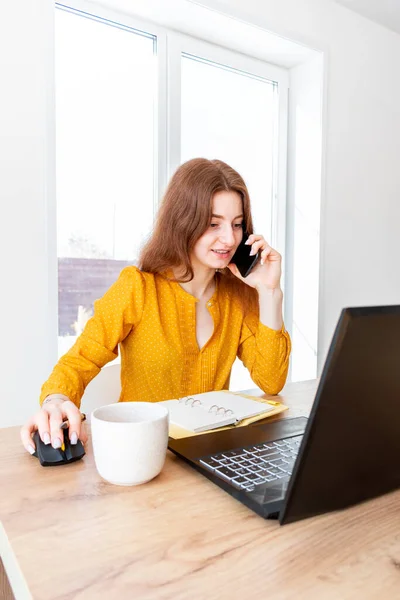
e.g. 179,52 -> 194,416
231,233 -> 260,278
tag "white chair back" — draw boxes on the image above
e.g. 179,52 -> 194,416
80,363 -> 121,415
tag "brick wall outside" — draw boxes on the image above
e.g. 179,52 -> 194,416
58,257 -> 134,335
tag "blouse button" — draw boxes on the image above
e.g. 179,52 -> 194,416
207,301 -> 212,307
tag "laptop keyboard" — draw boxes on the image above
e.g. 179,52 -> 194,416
199,435 -> 303,492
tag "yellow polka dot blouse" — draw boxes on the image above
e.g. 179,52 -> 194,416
40,267 -> 291,407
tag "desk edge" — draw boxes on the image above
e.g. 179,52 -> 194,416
0,521 -> 33,600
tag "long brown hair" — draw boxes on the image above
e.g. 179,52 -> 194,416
139,158 -> 258,312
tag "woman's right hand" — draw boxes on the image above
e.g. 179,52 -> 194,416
20,397 -> 88,454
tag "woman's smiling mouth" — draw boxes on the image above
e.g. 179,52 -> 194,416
211,249 -> 232,259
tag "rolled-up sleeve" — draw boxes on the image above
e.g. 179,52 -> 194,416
237,313 -> 291,395
39,267 -> 145,407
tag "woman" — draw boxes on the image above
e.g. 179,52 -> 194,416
20,158 -> 291,454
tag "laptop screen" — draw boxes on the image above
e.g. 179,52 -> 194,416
280,305 -> 400,524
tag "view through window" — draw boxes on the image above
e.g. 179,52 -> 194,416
181,54 -> 276,242
55,8 -> 156,356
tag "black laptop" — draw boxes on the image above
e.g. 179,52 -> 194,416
169,306 -> 400,524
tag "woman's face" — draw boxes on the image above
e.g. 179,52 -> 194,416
191,190 -> 244,272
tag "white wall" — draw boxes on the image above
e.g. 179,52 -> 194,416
287,55 -> 323,381
2,0 -> 400,426
198,0 -> 400,373
0,0 -> 58,427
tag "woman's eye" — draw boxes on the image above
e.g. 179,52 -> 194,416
210,223 -> 219,228
234,223 -> 244,229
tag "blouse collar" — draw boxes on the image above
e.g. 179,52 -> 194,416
164,269 -> 219,305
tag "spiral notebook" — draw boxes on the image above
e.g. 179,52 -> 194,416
159,391 -> 276,433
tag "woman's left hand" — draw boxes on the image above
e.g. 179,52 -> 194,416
227,234 -> 282,290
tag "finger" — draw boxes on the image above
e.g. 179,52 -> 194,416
245,233 -> 263,245
260,245 -> 273,265
36,409 -> 52,445
20,418 -> 37,454
260,247 -> 281,265
79,422 -> 89,445
250,240 -> 266,256
48,406 -> 64,449
62,403 -> 87,445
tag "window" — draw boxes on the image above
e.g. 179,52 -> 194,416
55,7 -> 157,355
55,5 -> 289,389
182,55 -> 276,239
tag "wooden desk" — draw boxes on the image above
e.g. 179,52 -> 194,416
1,380 -> 400,599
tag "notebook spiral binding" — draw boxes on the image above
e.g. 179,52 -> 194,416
178,396 -> 234,417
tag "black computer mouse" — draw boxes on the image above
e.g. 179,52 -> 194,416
32,429 -> 85,466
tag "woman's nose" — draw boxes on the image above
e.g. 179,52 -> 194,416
218,225 -> 235,246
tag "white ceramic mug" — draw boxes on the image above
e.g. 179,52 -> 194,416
91,402 -> 169,486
